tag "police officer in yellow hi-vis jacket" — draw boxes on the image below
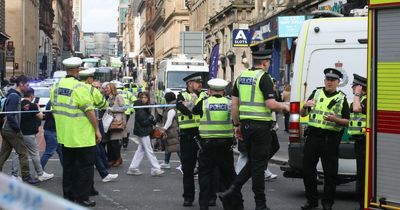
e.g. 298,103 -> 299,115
300,68 -> 350,210
176,72 -> 207,206
220,50 -> 289,210
192,78 -> 236,210
50,57 -> 102,207
349,74 -> 367,210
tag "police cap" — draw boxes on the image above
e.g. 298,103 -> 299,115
352,74 -> 367,87
252,49 -> 272,60
183,72 -> 203,82
79,68 -> 96,77
208,78 -> 228,91
324,68 -> 343,80
62,57 -> 82,70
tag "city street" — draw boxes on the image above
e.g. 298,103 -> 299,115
0,119 -> 358,210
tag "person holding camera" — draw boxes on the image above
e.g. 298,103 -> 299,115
127,92 -> 164,176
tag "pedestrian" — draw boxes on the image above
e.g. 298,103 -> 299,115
127,92 -> 164,176
282,84 -> 291,132
0,75 -> 39,184
103,82 -> 126,167
159,92 -> 181,170
348,74 -> 367,210
192,78 -> 237,210
79,69 -> 118,183
40,101 -> 63,169
299,68 -> 350,210
10,87 -> 54,181
219,50 -> 289,210
50,57 -> 101,207
176,72 -> 207,206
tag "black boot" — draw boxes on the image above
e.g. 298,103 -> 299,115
218,185 -> 236,201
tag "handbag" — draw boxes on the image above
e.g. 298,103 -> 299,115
102,112 -> 113,133
110,113 -> 124,131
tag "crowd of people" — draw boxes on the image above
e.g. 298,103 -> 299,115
0,51 -> 366,210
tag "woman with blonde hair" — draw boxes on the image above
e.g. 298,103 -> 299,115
103,83 -> 126,167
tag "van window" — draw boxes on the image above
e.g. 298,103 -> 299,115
304,48 -> 367,103
167,71 -> 208,89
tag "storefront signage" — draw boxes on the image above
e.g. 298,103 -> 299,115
278,16 -> 306,38
250,17 -> 278,46
232,29 -> 251,47
318,0 -> 347,14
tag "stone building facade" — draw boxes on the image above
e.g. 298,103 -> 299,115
38,0 -> 54,78
153,0 -> 190,63
5,0 -> 40,77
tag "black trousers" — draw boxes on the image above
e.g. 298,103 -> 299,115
62,145 -> 96,201
354,135 -> 366,209
302,131 -> 340,206
198,139 -> 236,208
107,140 -> 121,161
233,121 -> 272,208
122,115 -> 131,146
180,129 -> 199,201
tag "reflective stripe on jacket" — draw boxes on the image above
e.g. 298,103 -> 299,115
308,88 -> 345,132
237,69 -> 272,121
199,96 -> 233,139
50,77 -> 96,147
348,95 -> 366,136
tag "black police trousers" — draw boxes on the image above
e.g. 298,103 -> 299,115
302,131 -> 340,206
198,139 -> 236,208
180,129 -> 199,202
233,120 -> 272,209
62,145 -> 96,201
353,135 -> 366,209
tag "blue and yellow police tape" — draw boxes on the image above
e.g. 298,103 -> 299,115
0,172 -> 88,210
0,104 -> 176,114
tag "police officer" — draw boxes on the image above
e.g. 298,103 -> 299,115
79,69 -> 118,184
176,72 -> 207,206
50,57 -> 102,207
192,79 -> 236,210
300,68 -> 350,210
117,85 -> 137,148
79,68 -> 108,110
348,74 -> 367,210
220,50 -> 289,210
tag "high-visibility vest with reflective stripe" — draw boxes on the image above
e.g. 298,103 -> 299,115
237,69 -> 272,121
50,77 -> 96,148
89,85 -> 108,110
199,96 -> 233,139
117,89 -> 137,115
348,95 -> 366,136
308,88 -> 345,132
177,91 -> 207,129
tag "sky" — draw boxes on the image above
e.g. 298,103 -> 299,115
82,0 -> 118,32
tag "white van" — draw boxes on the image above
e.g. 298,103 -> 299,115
281,16 -> 368,182
155,55 -> 209,104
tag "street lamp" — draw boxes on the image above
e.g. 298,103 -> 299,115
226,50 -> 236,83
220,54 -> 227,80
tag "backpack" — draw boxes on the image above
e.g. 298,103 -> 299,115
0,93 -> 18,126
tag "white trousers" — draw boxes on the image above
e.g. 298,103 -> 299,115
129,135 -> 161,172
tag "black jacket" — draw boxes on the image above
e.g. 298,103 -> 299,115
4,89 -> 22,133
133,100 -> 155,137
